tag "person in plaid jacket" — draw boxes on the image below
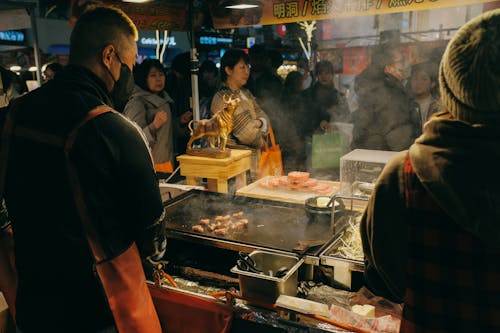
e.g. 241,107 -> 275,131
361,9 -> 500,332
210,49 -> 270,180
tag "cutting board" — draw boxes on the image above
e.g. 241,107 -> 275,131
236,176 -> 339,204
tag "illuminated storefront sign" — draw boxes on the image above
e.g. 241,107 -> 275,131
0,30 -> 25,44
199,36 -> 233,45
208,0 -> 497,28
140,37 -> 176,46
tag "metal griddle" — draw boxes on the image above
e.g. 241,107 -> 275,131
163,190 -> 334,255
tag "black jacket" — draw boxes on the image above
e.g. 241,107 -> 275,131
297,82 -> 350,138
352,67 -> 421,151
3,65 -> 165,332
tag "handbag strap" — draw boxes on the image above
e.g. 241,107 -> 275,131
0,103 -> 113,262
264,125 -> 278,150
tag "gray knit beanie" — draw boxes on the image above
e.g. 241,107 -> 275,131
439,9 -> 500,124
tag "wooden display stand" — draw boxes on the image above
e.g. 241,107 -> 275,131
176,149 -> 252,193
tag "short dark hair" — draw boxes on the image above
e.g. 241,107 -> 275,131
220,49 -> 249,82
69,6 -> 138,65
171,52 -> 191,77
371,43 -> 401,70
45,62 -> 64,73
283,71 -> 303,94
248,44 -> 266,58
268,49 -> 283,70
199,60 -> 217,75
134,59 -> 165,93
315,60 -> 334,75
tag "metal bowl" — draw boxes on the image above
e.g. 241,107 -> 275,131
304,196 -> 344,225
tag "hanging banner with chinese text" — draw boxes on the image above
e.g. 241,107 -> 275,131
208,0 -> 496,29
70,0 -> 187,31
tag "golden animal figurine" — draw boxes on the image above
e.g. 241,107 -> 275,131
186,93 -> 240,153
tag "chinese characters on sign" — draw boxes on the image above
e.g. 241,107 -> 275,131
209,0 -> 496,29
272,0 -> 332,19
273,2 -> 300,18
271,0 -> 476,20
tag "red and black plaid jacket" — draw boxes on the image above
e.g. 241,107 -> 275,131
402,155 -> 500,332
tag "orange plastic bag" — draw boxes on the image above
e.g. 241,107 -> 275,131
258,126 -> 283,179
154,161 -> 174,173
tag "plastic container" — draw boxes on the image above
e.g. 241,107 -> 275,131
340,149 -> 397,197
230,250 -> 303,303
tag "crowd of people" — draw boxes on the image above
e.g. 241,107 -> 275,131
2,34 -> 445,179
1,4 -> 499,332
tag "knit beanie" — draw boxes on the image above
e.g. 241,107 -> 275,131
439,9 -> 500,124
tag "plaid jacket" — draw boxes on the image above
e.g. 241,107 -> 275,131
210,86 -> 270,179
210,85 -> 269,149
402,155 -> 500,332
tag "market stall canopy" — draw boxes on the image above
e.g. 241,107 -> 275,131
206,0 -> 498,29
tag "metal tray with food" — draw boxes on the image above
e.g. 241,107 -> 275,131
326,209 -> 364,263
163,190 -> 335,255
317,196 -> 368,288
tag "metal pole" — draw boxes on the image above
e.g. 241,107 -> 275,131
189,1 -> 200,121
190,48 -> 200,121
28,6 -> 42,86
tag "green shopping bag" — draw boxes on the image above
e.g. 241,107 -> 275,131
311,131 -> 345,169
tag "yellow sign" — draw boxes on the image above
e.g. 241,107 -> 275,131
209,0 -> 496,29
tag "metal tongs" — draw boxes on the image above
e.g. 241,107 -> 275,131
325,195 -> 345,210
236,252 -> 289,278
237,251 -> 262,274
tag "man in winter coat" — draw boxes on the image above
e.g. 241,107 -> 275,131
361,9 -> 500,332
352,43 -> 420,151
299,60 -> 351,138
1,6 -> 166,332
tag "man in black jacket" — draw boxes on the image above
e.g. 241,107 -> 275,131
352,44 -> 421,151
1,6 -> 166,332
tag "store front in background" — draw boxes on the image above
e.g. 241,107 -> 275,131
48,30 -> 190,68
